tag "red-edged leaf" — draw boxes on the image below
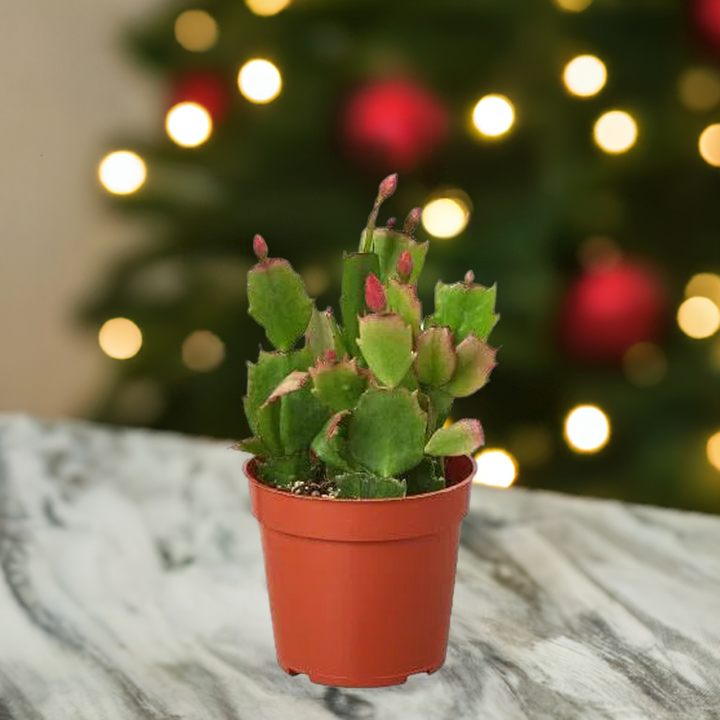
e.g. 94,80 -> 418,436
444,335 -> 498,397
261,371 -> 309,407
424,418 -> 484,456
416,327 -> 457,387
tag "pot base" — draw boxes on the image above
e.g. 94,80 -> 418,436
280,661 -> 444,688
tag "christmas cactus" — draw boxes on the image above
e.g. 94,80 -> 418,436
239,175 -> 498,499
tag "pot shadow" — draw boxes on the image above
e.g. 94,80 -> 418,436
323,686 -> 375,719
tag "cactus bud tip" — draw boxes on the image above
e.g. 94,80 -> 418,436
386,217 -> 396,230
464,269 -> 475,285
404,207 -> 422,234
324,349 -> 337,363
253,234 -> 268,261
397,250 -> 413,282
379,173 -> 398,200
364,273 -> 387,313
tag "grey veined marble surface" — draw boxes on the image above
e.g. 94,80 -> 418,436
1,415 -> 720,719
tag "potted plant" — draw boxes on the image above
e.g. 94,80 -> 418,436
239,174 -> 498,687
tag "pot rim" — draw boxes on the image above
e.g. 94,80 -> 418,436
243,454 -> 476,505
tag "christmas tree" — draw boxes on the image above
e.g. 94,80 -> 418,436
87,0 -> 720,513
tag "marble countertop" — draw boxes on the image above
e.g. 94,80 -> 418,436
1,414 -> 719,719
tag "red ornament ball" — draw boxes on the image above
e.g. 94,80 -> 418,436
340,79 -> 449,172
559,261 -> 668,364
694,0 -> 720,47
169,71 -> 229,122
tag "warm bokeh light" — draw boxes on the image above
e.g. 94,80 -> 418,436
564,405 -> 610,453
245,0 -> 292,16
553,0 -> 593,11
472,95 -> 515,137
238,59 -> 282,103
711,339 -> 720,373
508,425 -> 553,468
563,55 -> 607,97
677,297 -> 720,339
443,417 -> 453,429
679,68 -> 720,112
301,266 -> 330,297
578,235 -> 622,272
166,102 -> 212,147
622,342 -> 667,387
182,330 -> 226,372
110,378 -> 165,425
699,124 -> 720,166
685,272 -> 720,307
594,111 -> 637,154
473,449 -> 517,488
707,431 -> 720,470
421,197 -> 470,239
98,151 -> 146,195
174,10 -> 218,52
99,318 -> 142,360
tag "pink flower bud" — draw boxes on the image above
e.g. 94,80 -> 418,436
364,273 -> 386,313
404,207 -> 422,234
386,217 -> 397,230
464,269 -> 475,285
397,250 -> 413,282
324,349 -> 337,363
253,234 -> 268,261
378,173 -> 398,200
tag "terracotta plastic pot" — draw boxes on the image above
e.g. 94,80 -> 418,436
246,455 -> 475,688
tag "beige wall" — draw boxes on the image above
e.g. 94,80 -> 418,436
0,0 -> 163,417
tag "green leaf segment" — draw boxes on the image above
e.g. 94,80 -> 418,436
247,257 -> 313,351
241,175 -> 499,498
357,315 -> 414,388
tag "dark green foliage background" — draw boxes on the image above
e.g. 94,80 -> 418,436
85,0 -> 720,513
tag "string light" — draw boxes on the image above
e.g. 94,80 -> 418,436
182,330 -> 226,372
99,318 -> 142,360
677,297 -> 720,338
98,151 -> 146,195
508,425 -> 553,468
166,102 -> 212,147
578,235 -> 622,271
421,197 -> 470,239
685,273 -> 720,307
238,59 -> 282,103
710,339 -> 720,373
553,0 -> 593,12
174,10 -> 218,52
594,111 -> 637,154
245,0 -> 291,16
563,55 -> 607,97
679,68 -> 720,112
301,266 -> 330,297
699,124 -> 720,166
622,342 -> 667,387
111,379 -> 165,425
473,449 -> 517,488
564,405 -> 610,453
707,431 -> 720,470
472,95 -> 515,138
